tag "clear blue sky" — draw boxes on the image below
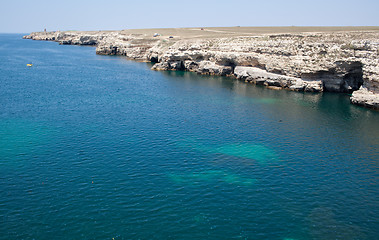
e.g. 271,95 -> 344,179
1,0 -> 378,33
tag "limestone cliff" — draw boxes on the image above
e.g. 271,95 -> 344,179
23,28 -> 379,110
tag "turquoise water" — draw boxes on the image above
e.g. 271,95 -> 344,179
0,34 -> 378,240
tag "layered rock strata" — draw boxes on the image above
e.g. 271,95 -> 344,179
23,28 -> 379,110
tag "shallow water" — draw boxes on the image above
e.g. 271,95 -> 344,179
0,34 -> 378,240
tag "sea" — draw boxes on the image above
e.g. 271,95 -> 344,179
0,33 -> 378,240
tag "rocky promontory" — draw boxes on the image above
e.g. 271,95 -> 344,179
23,27 -> 379,109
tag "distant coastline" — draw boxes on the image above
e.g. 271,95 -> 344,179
23,27 -> 379,110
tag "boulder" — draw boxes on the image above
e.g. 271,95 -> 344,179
350,87 -> 379,109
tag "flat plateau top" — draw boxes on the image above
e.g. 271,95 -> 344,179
117,26 -> 379,39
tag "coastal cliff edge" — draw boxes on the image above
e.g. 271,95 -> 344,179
23,27 -> 379,110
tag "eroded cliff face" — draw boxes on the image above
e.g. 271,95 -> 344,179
23,29 -> 379,109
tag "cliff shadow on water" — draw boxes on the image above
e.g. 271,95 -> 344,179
159,69 -> 357,110
159,68 -> 379,148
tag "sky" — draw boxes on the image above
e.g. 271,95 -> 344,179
0,0 -> 378,33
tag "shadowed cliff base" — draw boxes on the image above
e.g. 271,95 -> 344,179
23,26 -> 379,110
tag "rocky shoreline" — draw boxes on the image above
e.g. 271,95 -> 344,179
23,27 -> 379,110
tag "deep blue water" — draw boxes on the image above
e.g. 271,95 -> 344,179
0,34 -> 378,240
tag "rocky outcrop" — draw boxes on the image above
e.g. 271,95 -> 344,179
299,61 -> 363,93
23,31 -> 109,46
350,87 -> 379,109
23,29 -> 379,110
234,66 -> 323,92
